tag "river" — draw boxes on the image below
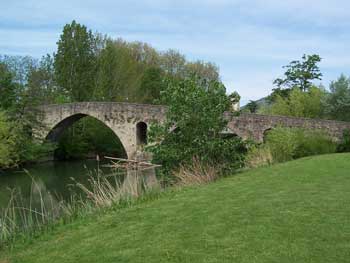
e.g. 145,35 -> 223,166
0,160 -> 115,212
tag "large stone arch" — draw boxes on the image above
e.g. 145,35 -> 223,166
45,113 -> 129,158
38,102 -> 167,159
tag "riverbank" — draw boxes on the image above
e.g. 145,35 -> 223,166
2,153 -> 350,262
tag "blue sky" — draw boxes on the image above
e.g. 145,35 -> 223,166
1,0 -> 349,105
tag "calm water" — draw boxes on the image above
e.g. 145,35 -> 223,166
0,160 -> 115,211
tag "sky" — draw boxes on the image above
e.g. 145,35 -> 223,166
1,0 -> 350,105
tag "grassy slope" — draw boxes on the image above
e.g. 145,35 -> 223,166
2,153 -> 350,263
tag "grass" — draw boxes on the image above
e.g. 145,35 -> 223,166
2,153 -> 350,262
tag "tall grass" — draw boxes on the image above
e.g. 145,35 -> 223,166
0,167 -> 149,249
173,158 -> 219,186
0,184 -> 70,247
245,145 -> 273,169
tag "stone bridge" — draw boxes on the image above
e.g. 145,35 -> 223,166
38,102 -> 350,158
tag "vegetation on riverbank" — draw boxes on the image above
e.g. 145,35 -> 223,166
1,153 -> 350,262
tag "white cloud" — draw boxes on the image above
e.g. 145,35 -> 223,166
1,0 -> 349,100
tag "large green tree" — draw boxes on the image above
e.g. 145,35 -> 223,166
148,77 -> 246,176
0,62 -> 17,110
274,54 -> 322,92
324,74 -> 350,121
139,66 -> 164,104
54,20 -> 96,101
95,39 -> 142,102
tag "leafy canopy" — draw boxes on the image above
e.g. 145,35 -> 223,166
54,20 -> 96,101
324,74 -> 350,121
263,86 -> 325,118
148,76 -> 246,175
274,54 -> 322,92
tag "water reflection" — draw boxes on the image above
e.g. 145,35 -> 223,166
0,160 -> 113,211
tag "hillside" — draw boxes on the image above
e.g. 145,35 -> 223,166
2,153 -> 350,262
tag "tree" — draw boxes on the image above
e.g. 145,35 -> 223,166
54,20 -> 96,101
245,100 -> 258,113
0,111 -> 18,168
0,55 -> 37,85
139,66 -> 165,104
273,54 -> 322,92
95,39 -> 142,102
0,62 -> 17,110
26,54 -> 66,105
264,86 -> 325,118
160,49 -> 186,78
185,61 -> 220,81
324,74 -> 350,121
147,76 -> 246,176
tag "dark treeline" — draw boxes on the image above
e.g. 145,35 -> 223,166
0,20 -> 221,167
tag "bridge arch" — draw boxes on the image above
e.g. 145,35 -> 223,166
263,127 -> 274,143
45,113 -> 129,159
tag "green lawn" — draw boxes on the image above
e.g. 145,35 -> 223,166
2,153 -> 350,262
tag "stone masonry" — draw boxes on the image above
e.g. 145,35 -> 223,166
38,102 -> 350,158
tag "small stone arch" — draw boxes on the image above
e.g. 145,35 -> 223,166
263,127 -> 274,143
136,122 -> 148,145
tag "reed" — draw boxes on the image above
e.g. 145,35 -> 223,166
173,158 -> 219,186
0,167 -> 145,249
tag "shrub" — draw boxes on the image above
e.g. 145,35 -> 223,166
265,127 -> 337,163
265,127 -> 299,163
245,144 -> 273,168
337,129 -> 350,153
294,130 -> 337,158
173,158 -> 219,186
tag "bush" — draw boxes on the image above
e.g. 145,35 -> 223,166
337,129 -> 350,153
245,144 -> 273,168
265,127 -> 299,163
265,127 -> 337,163
294,130 -> 337,158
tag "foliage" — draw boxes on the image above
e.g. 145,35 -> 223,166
245,144 -> 273,168
94,39 -> 142,102
264,127 -> 299,162
147,76 -> 246,177
26,54 -> 65,105
273,54 -> 322,92
54,20 -> 96,101
0,111 -> 18,168
139,66 -> 165,104
264,127 -> 337,163
324,74 -> 350,121
173,158 -> 219,186
245,100 -> 258,113
337,129 -> 350,153
0,62 -> 18,110
262,86 -> 325,118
